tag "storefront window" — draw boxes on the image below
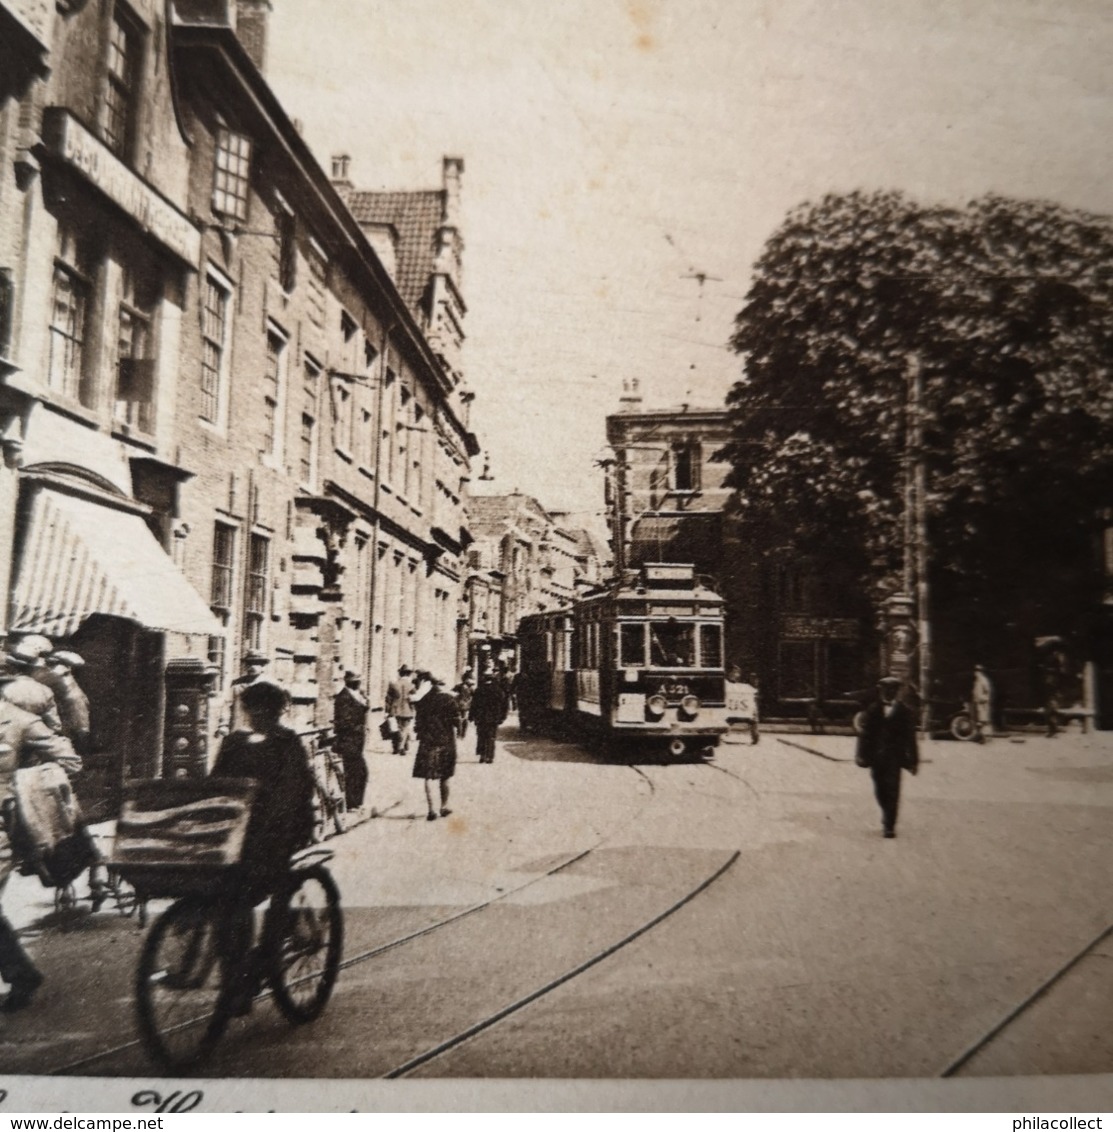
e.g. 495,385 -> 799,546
779,640 -> 817,699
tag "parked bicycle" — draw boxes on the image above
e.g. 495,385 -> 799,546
54,862 -> 141,918
302,728 -> 348,843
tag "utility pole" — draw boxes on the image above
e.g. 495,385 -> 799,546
907,353 -> 931,732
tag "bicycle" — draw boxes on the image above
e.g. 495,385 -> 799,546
134,847 -> 343,1071
301,729 -> 348,843
54,863 -> 141,919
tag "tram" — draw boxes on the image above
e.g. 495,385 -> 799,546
517,562 -> 729,757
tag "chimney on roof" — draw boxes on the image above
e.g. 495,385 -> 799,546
330,153 -> 352,190
619,378 -> 643,411
443,156 -> 464,229
234,0 -> 271,73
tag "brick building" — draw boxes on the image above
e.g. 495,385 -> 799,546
170,3 -> 477,732
0,0 -> 477,813
604,382 -> 869,717
464,492 -> 604,671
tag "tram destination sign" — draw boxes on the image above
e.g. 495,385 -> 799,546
647,602 -> 696,616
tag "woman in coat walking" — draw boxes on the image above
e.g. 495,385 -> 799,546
470,673 -> 508,764
411,673 -> 459,821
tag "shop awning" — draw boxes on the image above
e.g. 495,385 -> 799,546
10,488 -> 222,638
629,512 -> 721,569
629,515 -> 682,564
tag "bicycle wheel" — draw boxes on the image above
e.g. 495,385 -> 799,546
268,866 -> 343,1024
135,897 -> 231,1071
311,784 -> 330,844
111,873 -> 139,918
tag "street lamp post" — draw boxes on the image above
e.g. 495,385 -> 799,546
907,353 -> 931,732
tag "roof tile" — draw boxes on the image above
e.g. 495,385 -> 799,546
342,188 -> 445,316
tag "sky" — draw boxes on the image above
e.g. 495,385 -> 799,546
266,0 -> 1113,518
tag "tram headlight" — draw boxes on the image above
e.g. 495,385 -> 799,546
679,694 -> 701,721
645,694 -> 667,720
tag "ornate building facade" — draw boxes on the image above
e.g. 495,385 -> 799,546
0,0 -> 477,812
464,492 -> 605,672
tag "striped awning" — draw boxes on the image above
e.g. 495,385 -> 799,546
10,487 -> 222,638
629,515 -> 682,564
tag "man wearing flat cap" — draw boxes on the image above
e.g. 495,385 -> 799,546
0,639 -> 62,734
37,651 -> 91,756
855,675 -> 919,838
218,651 -> 272,736
333,670 -> 369,811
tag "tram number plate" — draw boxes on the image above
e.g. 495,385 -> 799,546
661,683 -> 690,697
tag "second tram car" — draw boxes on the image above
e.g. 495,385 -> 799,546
517,563 -> 728,757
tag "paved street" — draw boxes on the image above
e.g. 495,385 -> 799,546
2,721 -> 1112,1083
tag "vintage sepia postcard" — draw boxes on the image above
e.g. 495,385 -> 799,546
0,0 -> 1111,1113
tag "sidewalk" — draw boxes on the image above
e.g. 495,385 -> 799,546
1,718 -> 504,936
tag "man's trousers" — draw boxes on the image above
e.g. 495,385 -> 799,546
870,762 -> 903,833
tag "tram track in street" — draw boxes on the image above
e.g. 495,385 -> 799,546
381,849 -> 741,1078
45,754 -> 664,1076
939,916 -> 1113,1077
703,754 -> 762,799
775,736 -> 853,762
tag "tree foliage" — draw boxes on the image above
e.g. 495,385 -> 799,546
721,190 -> 1113,647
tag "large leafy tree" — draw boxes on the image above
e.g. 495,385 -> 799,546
721,191 -> 1113,668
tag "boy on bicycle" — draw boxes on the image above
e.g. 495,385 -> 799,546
212,679 -> 315,1011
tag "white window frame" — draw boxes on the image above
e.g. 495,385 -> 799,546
262,321 -> 288,464
212,126 -> 252,222
200,265 -> 234,430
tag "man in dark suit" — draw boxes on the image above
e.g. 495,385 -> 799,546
855,675 -> 919,839
333,670 -> 369,811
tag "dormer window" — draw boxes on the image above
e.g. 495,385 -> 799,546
213,128 -> 251,222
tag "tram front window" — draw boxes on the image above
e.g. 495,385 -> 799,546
620,623 -> 647,667
649,621 -> 694,667
699,624 -> 723,668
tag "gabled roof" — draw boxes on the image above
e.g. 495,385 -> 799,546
465,492 -> 555,537
342,188 -> 445,317
568,527 -> 608,561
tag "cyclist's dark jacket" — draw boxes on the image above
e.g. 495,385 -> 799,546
213,727 -> 315,893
